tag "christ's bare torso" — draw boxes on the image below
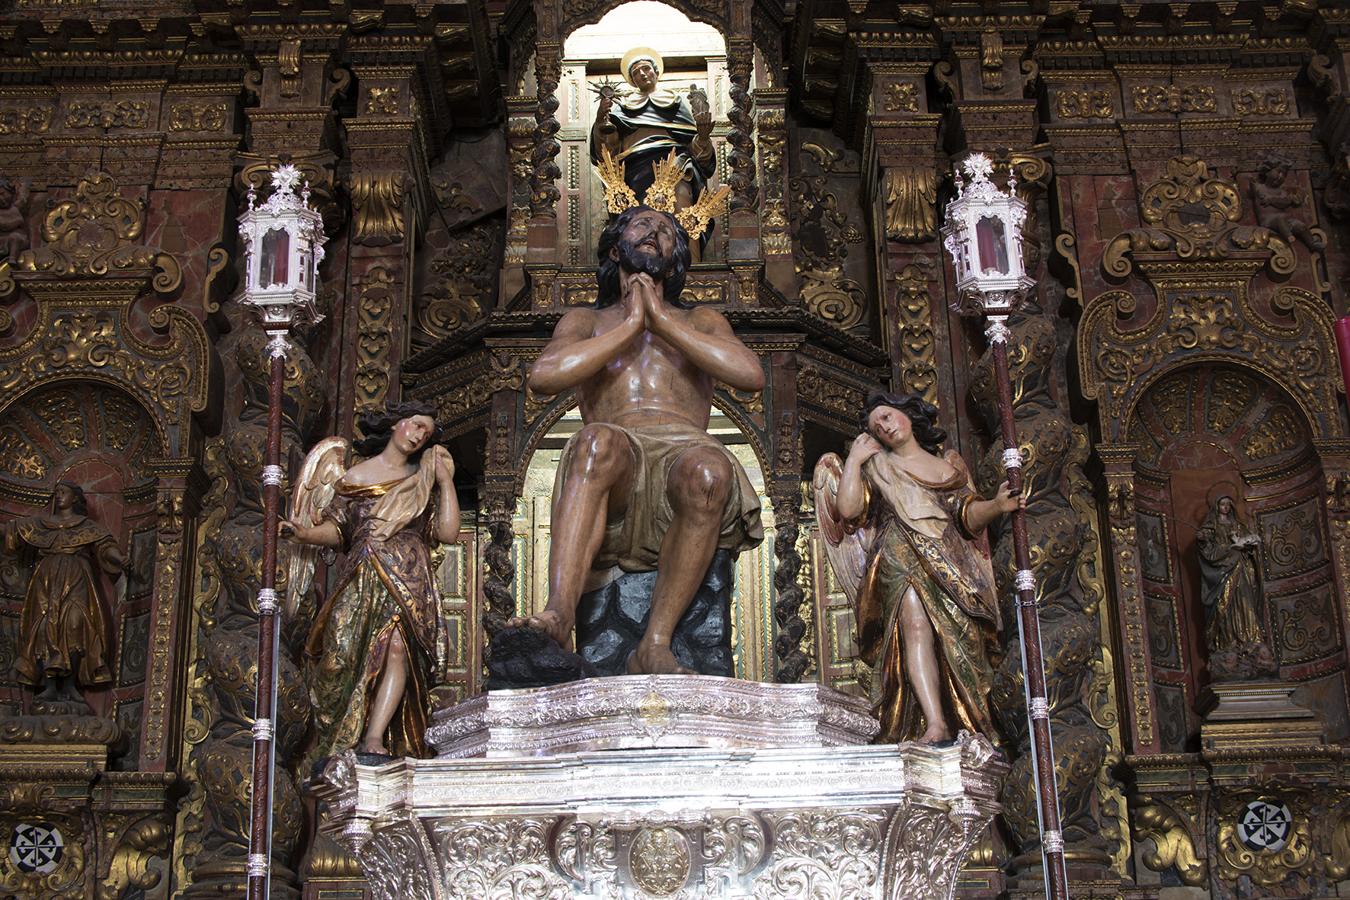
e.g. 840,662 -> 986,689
574,303 -> 716,430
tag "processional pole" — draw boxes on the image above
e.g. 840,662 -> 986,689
237,164 -> 327,900
940,152 -> 1070,900
1335,316 -> 1350,399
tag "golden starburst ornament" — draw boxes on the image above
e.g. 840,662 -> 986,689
674,182 -> 729,241
643,149 -> 687,215
595,147 -> 729,240
597,148 -> 638,214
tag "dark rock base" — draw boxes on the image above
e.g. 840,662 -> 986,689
486,625 -> 599,691
575,548 -> 736,677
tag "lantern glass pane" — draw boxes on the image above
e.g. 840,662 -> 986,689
975,216 -> 1010,275
260,227 -> 290,288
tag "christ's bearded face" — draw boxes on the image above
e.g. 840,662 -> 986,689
615,209 -> 677,284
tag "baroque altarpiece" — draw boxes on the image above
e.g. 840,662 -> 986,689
0,0 -> 1347,897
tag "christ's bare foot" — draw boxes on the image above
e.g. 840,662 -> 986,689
505,608 -> 574,648
918,724 -> 952,745
627,642 -> 696,675
358,740 -> 391,756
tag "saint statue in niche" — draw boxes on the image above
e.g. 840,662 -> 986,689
813,392 -> 1018,744
1196,492 -> 1277,681
3,482 -> 121,712
591,47 -> 715,219
0,174 -> 30,262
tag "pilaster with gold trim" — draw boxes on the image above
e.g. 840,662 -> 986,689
861,56 -> 949,415
342,32 -> 441,431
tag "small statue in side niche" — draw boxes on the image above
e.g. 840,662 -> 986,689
813,392 -> 1019,745
2,483 -> 121,711
591,48 -> 716,221
1197,493 -> 1278,680
281,401 -> 460,768
1251,154 -> 1324,252
0,175 -> 31,262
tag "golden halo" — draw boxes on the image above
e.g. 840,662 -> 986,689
621,47 -> 664,86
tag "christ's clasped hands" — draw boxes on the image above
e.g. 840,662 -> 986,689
621,271 -> 670,332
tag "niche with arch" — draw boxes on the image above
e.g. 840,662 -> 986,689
1128,364 -> 1346,748
549,1 -> 733,264
0,382 -> 162,765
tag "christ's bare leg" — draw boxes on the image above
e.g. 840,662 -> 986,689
628,448 -> 732,675
900,586 -> 950,744
509,424 -> 634,647
361,628 -> 408,755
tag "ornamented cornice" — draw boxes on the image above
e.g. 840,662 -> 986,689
1103,156 -> 1294,279
1079,282 -> 1341,446
1098,33 -> 1246,65
10,170 -> 181,293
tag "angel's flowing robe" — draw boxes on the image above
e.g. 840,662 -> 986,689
853,451 -> 1001,742
303,472 -> 443,769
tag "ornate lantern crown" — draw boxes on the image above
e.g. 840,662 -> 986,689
940,153 -> 1034,313
238,164 -> 327,329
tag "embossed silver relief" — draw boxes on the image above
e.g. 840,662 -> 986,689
313,685 -> 1006,899
756,809 -> 886,897
434,817 -> 572,899
427,674 -> 880,758
359,812 -> 441,900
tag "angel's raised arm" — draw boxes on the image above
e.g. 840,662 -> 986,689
812,452 -> 873,609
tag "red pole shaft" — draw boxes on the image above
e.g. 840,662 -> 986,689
1335,316 -> 1350,400
247,334 -> 287,900
988,316 -> 1070,900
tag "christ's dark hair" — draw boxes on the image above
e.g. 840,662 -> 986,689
54,482 -> 88,516
354,400 -> 444,462
861,391 -> 947,455
595,205 -> 692,309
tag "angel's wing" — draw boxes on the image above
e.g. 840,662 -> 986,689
812,452 -> 873,609
285,436 -> 348,619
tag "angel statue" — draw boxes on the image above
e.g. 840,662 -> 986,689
813,391 -> 1020,745
281,400 -> 459,767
